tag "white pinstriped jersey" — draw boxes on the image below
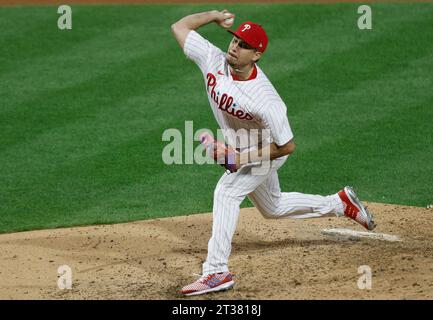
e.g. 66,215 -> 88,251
183,30 -> 293,150
180,31 -> 347,280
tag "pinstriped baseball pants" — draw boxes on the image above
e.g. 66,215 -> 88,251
202,156 -> 344,276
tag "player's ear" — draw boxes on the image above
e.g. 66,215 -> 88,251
252,51 -> 262,63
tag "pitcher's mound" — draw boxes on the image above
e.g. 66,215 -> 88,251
1,202 -> 433,299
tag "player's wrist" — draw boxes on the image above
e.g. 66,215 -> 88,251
210,10 -> 221,22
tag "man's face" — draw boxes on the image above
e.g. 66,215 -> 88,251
226,36 -> 261,68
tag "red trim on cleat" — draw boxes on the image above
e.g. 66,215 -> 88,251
338,187 -> 375,230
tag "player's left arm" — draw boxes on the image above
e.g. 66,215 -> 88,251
237,100 -> 295,167
237,140 -> 295,167
200,134 -> 294,173
271,140 -> 296,158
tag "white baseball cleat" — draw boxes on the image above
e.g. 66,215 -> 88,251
338,186 -> 376,231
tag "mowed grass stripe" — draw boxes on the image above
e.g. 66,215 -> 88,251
1,4 -> 432,233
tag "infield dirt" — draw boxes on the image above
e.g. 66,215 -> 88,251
1,203 -> 433,299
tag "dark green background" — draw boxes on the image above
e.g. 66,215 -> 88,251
1,4 -> 432,233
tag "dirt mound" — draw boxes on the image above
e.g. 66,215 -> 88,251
1,202 -> 432,299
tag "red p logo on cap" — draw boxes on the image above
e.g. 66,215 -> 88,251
228,22 -> 268,53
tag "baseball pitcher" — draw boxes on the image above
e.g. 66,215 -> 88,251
171,9 -> 376,296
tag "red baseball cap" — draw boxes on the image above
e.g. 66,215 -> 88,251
228,22 -> 268,53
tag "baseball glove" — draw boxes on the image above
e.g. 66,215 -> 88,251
200,133 -> 239,173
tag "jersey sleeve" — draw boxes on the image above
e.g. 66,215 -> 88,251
183,30 -> 221,72
260,100 -> 294,147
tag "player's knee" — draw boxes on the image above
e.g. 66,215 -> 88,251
255,205 -> 280,219
255,197 -> 284,218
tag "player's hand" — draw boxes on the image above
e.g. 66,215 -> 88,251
200,133 -> 239,173
215,9 -> 235,29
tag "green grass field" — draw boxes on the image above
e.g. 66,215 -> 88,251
1,4 -> 432,233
